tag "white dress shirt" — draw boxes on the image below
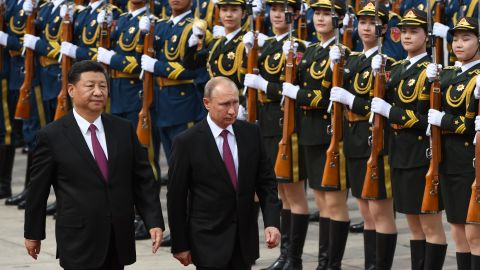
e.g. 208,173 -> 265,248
73,109 -> 109,159
364,46 -> 378,58
460,59 -> 480,74
130,6 -> 147,19
225,28 -> 242,44
88,0 -> 104,13
206,114 -> 238,177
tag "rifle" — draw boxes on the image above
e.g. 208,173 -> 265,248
100,2 -> 111,74
342,1 -> 353,49
297,1 -> 307,40
246,0 -> 259,123
274,0 -> 296,180
321,0 -> 344,188
362,0 -> 385,199
54,1 -> 74,121
0,1 -> 5,73
434,0 -> 444,65
392,0 -> 401,14
137,8 -> 155,146
15,1 -> 38,120
213,3 -> 221,26
420,0 -> 442,213
466,0 -> 480,224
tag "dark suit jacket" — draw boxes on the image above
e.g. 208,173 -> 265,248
167,119 -> 281,267
24,112 -> 164,269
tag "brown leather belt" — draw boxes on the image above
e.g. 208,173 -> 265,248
391,124 -> 404,130
156,77 -> 193,87
300,106 -> 321,111
345,111 -> 369,122
111,70 -> 140,79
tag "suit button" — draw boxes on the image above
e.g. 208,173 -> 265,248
418,136 -> 422,140
465,142 -> 469,147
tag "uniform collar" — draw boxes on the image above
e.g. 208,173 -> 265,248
169,10 -> 191,26
129,6 -> 147,19
460,59 -> 480,74
89,0 -> 104,13
225,28 -> 241,44
363,46 -> 378,58
275,32 -> 288,42
52,0 -> 65,12
406,52 -> 428,69
321,36 -> 335,48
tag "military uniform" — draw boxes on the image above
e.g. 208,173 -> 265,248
72,1 -> 121,61
436,18 -> 479,225
150,11 -> 206,160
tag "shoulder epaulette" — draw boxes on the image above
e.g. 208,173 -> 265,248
350,51 -> 362,56
185,17 -> 194,22
107,4 -> 122,12
389,11 -> 401,20
444,66 -> 460,70
469,69 -> 480,76
386,56 -> 395,63
120,12 -> 128,17
392,59 -> 405,66
417,61 -> 429,68
39,1 -> 50,8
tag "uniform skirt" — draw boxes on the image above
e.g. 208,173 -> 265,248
391,166 -> 441,214
348,156 -> 392,200
305,144 -> 348,191
440,171 -> 475,224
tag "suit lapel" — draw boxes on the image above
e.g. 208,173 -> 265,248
101,114 -> 117,182
232,121 -> 246,193
62,112 -> 105,182
198,120 -> 236,192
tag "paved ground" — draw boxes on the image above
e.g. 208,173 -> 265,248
0,148 -> 460,269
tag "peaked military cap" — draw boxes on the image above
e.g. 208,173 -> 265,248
310,0 -> 346,16
357,2 -> 389,25
397,8 -> 427,29
449,17 -> 479,36
266,0 -> 302,11
218,0 -> 246,7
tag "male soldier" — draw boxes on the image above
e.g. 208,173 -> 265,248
60,0 -> 121,63
1,0 -> 42,209
0,0 -> 15,200
141,0 -> 206,162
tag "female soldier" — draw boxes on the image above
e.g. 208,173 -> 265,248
243,0 -> 309,269
370,8 -> 447,269
281,0 -> 350,269
427,17 -> 480,270
328,2 -> 397,269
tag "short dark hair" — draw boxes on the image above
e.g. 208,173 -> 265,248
68,60 -> 109,85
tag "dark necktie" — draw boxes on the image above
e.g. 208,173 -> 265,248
89,124 -> 108,182
220,130 -> 237,190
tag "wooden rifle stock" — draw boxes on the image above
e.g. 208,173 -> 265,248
466,108 -> 480,223
321,59 -> 344,188
421,80 -> 442,213
361,61 -> 385,199
213,5 -> 220,26
392,0 -> 401,15
274,46 -> 296,180
137,20 -> 155,146
297,12 -> 307,41
54,10 -> 73,121
15,7 -> 37,120
246,13 -> 263,123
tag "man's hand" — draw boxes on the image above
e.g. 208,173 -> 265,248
264,226 -> 280,249
173,250 -> 192,266
149,227 -> 163,254
25,239 -> 41,260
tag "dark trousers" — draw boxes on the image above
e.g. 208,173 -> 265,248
65,228 -> 124,270
196,234 -> 250,270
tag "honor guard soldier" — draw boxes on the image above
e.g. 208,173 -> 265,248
329,2 -> 398,269
428,17 -> 480,270
188,0 -> 248,117
1,0 -> 36,207
243,0 -> 307,269
141,0 -> 206,161
59,0 -> 121,62
281,0 -> 352,268
0,0 -> 14,200
370,8 -> 448,269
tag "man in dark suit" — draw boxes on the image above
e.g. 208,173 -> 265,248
23,60 -> 165,270
167,76 -> 282,270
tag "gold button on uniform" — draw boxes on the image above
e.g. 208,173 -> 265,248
418,136 -> 422,140
180,92 -> 185,96
465,142 -> 469,147
323,115 -> 328,119
130,80 -> 135,84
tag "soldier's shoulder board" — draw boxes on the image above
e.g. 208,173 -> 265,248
350,51 -> 362,56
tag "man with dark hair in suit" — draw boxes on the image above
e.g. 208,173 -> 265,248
167,76 -> 281,270
23,60 -> 164,270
